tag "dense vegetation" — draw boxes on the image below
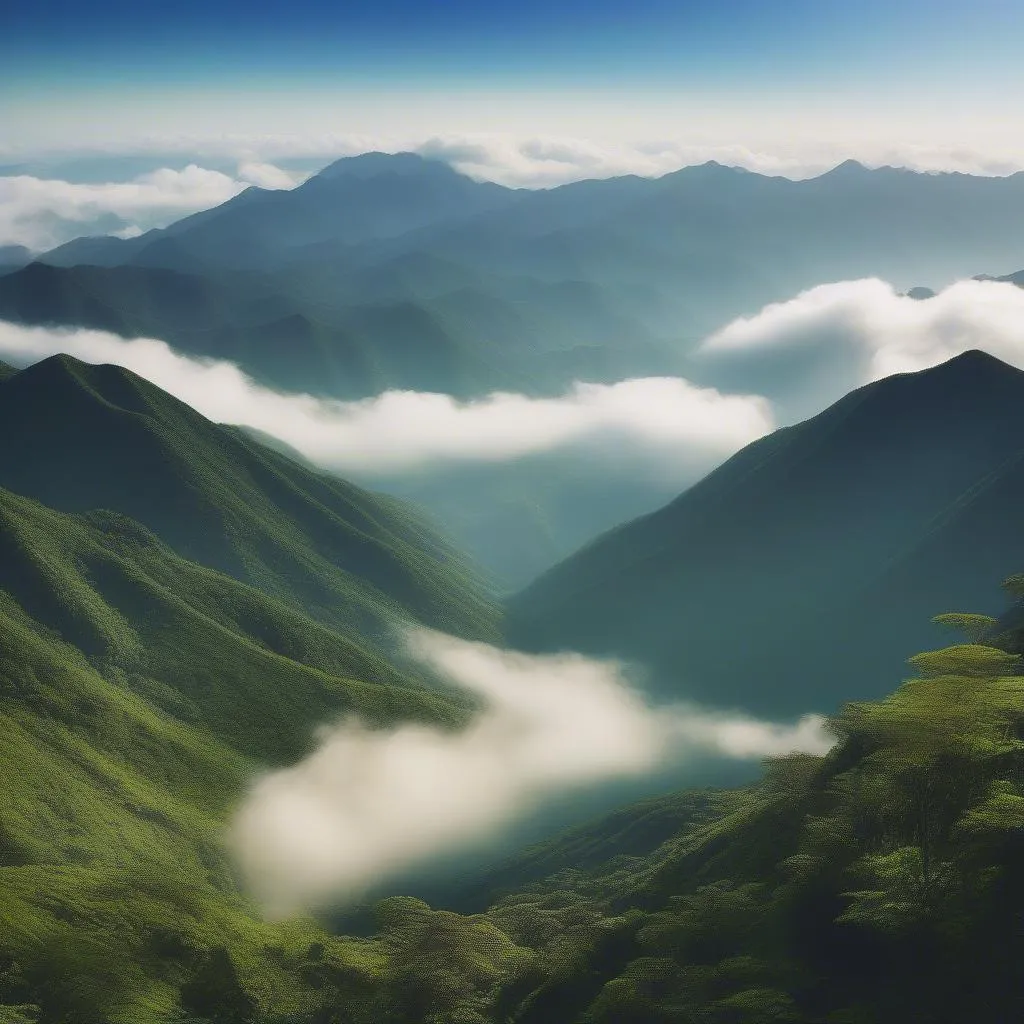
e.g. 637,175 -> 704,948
0,355 -> 499,645
0,480 -> 484,1024
4,467 -> 1024,1024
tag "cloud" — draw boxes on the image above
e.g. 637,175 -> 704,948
0,321 -> 774,473
9,134 -> 1024,194
0,162 -> 301,250
415,135 -> 817,187
230,629 -> 832,916
696,278 -> 1024,421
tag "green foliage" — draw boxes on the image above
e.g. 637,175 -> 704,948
1002,573 -> 1024,600
931,611 -> 997,644
0,486 -> 481,1023
8,434 -> 1024,1024
464,584 -> 1024,1023
0,356 -> 500,648
907,643 -> 1020,678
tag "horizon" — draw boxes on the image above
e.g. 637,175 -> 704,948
5,0 -> 1024,253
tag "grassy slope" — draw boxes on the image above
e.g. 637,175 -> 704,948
0,355 -> 499,647
0,485 -> 484,1023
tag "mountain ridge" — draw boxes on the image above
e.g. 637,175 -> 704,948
0,355 -> 500,644
506,350 -> 1024,714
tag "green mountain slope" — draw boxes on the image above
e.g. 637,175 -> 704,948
0,487 -> 465,761
7,499 -> 1024,1022
0,355 -> 499,645
0,485 -> 489,1023
467,593 -> 1024,1024
507,351 -> 1024,715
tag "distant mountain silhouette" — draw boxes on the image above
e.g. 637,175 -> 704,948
0,244 -> 32,274
507,350 -> 1024,715
24,154 -> 1024,398
44,152 -> 516,273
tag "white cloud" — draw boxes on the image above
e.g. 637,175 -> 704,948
414,134 -> 814,187
0,321 -> 774,473
236,160 -> 302,190
0,162 -> 301,251
8,134 -> 1024,194
230,629 -> 832,916
696,278 -> 1024,421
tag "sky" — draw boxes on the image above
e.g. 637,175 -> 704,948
3,0 -> 1024,165
3,0 -> 1024,250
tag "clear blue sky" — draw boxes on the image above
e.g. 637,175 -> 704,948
3,0 -> 1022,156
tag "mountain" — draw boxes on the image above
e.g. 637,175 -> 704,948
0,258 -> 671,400
979,267 -> 1024,286
15,156 -> 1024,405
0,245 -> 32,275
506,350 -> 1024,715
0,355 -> 499,644
464,591 -> 1024,1024
0,482 -> 492,1023
43,152 -> 517,274
6,496 -> 1024,1023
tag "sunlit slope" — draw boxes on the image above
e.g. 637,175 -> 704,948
0,485 -> 477,1023
0,354 -> 499,644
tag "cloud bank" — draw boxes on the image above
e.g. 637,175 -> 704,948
697,278 -> 1024,421
230,629 -> 832,916
0,162 -> 301,250
0,321 -> 774,473
9,134 -> 1024,190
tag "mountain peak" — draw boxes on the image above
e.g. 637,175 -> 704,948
816,159 -> 875,180
313,150 -> 458,182
924,347 -> 1020,381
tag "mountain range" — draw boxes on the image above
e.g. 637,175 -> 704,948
5,154 -> 1024,403
7,152 -> 1024,1023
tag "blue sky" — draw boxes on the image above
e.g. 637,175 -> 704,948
2,0 -> 1023,175
6,0 -> 1020,83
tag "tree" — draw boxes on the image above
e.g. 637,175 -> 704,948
931,612 -> 997,645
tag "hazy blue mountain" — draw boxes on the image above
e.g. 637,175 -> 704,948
364,454 -> 689,591
0,256 -> 673,398
506,350 -> 1024,715
26,155 -> 1024,395
0,245 -> 32,274
43,152 -> 518,273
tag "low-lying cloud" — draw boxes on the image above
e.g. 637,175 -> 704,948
10,134 -> 1024,192
696,278 -> 1024,421
230,629 -> 832,916
0,162 -> 302,251
0,321 -> 774,473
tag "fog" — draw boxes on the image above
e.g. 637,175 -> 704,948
697,278 -> 1024,421
230,629 -> 832,917
0,320 -> 774,472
